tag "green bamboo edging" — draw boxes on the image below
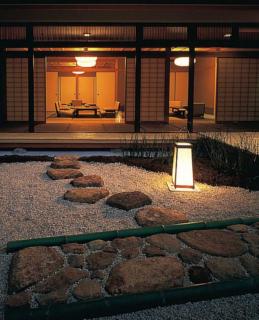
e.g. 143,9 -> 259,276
6,216 -> 259,253
5,276 -> 259,320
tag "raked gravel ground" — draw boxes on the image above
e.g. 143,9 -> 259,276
0,161 -> 259,320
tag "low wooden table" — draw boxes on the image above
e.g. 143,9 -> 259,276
73,105 -> 100,117
172,107 -> 187,118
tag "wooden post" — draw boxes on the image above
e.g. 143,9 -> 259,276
27,25 -> 35,133
187,47 -> 195,133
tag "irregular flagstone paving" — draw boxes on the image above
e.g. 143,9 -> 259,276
5,223 -> 259,309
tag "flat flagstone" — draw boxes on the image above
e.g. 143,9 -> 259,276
111,237 -> 142,251
50,160 -> 81,169
240,254 -> 259,276
177,229 -> 248,257
205,257 -> 246,280
71,175 -> 104,187
9,246 -> 64,292
227,224 -> 249,233
146,233 -> 181,253
68,255 -> 85,268
106,256 -> 184,294
62,243 -> 85,254
64,188 -> 109,203
37,288 -> 68,306
6,291 -> 31,308
242,233 -> 259,247
106,191 -> 152,211
178,248 -> 202,264
143,245 -> 166,257
86,252 -> 117,270
135,206 -> 188,227
47,168 -> 83,180
35,267 -> 89,293
73,279 -> 102,300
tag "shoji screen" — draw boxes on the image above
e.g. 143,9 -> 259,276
125,58 -> 135,122
6,57 -> 46,122
141,58 -> 165,122
217,58 -> 259,122
34,58 -> 46,122
6,58 -> 28,121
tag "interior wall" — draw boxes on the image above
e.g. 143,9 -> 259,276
169,69 -> 188,107
46,72 -> 58,113
194,57 -> 216,115
116,58 -> 126,107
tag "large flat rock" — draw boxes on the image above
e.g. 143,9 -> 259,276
64,188 -> 109,203
177,229 -> 248,257
106,191 -> 152,211
240,255 -> 259,276
86,252 -> 117,270
50,160 -> 81,169
9,246 -> 64,292
106,256 -> 184,294
71,175 -> 104,187
47,168 -> 83,180
73,279 -> 102,300
135,206 -> 188,227
146,233 -> 181,253
205,257 -> 246,280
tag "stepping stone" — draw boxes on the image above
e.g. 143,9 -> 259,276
249,245 -> 259,258
64,188 -> 109,203
188,266 -> 211,284
9,246 -> 64,292
73,279 -> 102,300
205,257 -> 246,280
177,229 -> 248,257
35,267 -> 89,293
47,168 -> 83,180
106,191 -> 152,211
227,224 -> 249,233
111,237 -> 142,251
146,233 -> 181,253
37,288 -> 68,306
6,291 -> 31,308
178,248 -> 202,264
240,254 -> 259,276
86,252 -> 117,270
135,206 -> 188,227
54,155 -> 79,162
121,247 -> 140,259
106,256 -> 184,294
50,160 -> 81,169
71,175 -> 104,187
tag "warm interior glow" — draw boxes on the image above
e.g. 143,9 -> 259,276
174,57 -> 196,67
172,142 -> 194,189
72,70 -> 85,75
75,56 -> 97,67
83,33 -> 91,37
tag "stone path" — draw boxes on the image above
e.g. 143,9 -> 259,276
5,223 -> 259,309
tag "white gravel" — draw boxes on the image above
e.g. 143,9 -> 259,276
0,161 -> 258,320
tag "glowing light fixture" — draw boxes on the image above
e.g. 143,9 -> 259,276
167,142 -> 197,192
83,33 -> 91,37
75,56 -> 97,68
224,33 -> 232,38
174,57 -> 196,67
72,70 -> 85,75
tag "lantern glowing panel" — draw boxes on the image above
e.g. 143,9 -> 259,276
174,57 -> 196,67
168,142 -> 195,191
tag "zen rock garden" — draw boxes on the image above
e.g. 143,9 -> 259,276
4,156 -> 259,311
6,223 -> 259,309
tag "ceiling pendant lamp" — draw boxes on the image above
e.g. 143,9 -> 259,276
75,56 -> 97,68
72,70 -> 85,75
174,57 -> 196,67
